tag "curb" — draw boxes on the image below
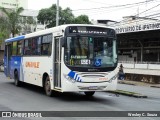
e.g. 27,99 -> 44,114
108,90 -> 147,98
150,86 -> 160,88
118,81 -> 136,86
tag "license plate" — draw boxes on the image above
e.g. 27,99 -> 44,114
88,86 -> 98,90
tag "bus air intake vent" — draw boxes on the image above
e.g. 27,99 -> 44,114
77,72 -> 108,78
81,75 -> 104,78
78,86 -> 107,90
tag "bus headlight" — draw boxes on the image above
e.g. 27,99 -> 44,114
109,74 -> 117,83
63,74 -> 76,83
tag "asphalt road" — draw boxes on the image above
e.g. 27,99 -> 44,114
0,72 -> 159,120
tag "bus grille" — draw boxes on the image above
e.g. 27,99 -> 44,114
77,72 -> 108,78
78,86 -> 107,90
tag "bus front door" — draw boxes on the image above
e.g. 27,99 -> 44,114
5,44 -> 12,77
54,37 -> 62,89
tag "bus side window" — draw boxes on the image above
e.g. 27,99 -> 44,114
17,41 -> 22,55
41,34 -> 52,56
12,42 -> 17,56
36,37 -> 41,55
24,39 -> 30,55
42,44 -> 49,55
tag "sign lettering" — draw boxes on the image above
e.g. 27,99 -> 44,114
115,22 -> 160,34
25,62 -> 40,68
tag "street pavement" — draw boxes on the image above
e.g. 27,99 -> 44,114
117,83 -> 160,99
0,72 -> 160,120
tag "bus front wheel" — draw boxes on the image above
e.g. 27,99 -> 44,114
84,91 -> 95,97
45,76 -> 53,97
14,71 -> 21,86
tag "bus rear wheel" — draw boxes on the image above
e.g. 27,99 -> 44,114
84,91 -> 95,97
45,76 -> 53,97
14,71 -> 21,86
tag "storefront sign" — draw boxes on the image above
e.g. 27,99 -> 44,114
115,22 -> 160,34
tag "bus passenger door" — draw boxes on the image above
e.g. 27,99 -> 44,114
5,44 -> 12,77
54,37 -> 62,88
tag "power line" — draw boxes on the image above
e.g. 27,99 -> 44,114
72,0 -> 155,12
134,3 -> 160,16
72,0 -> 159,20
109,15 -> 159,28
108,2 -> 160,27
145,12 -> 160,17
73,1 -> 159,22
75,2 -> 147,17
81,0 -> 112,5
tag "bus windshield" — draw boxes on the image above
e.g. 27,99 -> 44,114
64,36 -> 117,68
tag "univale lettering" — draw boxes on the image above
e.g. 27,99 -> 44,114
25,62 -> 40,68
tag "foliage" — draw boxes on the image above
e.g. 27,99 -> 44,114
37,4 -> 59,28
60,7 -> 74,25
0,7 -> 24,37
37,4 -> 91,28
74,15 -> 91,24
20,16 -> 36,34
0,17 -> 10,45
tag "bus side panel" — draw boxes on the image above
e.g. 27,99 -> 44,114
10,56 -> 22,79
4,56 -> 7,76
22,57 -> 53,87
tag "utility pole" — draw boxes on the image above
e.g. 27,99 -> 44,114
56,0 -> 59,26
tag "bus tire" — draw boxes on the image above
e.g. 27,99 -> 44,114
14,71 -> 21,87
84,91 -> 95,97
45,76 -> 53,97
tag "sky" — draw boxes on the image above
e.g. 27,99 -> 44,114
27,0 -> 160,21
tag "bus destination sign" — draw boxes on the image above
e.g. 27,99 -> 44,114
68,26 -> 107,35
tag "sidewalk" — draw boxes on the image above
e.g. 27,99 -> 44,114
118,80 -> 160,88
115,80 -> 160,98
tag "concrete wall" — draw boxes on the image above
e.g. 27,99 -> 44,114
118,63 -> 160,76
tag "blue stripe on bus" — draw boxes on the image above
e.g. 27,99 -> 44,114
68,71 -> 82,82
5,35 -> 25,43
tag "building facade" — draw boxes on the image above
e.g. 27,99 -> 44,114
0,0 -> 45,62
113,16 -> 160,63
93,16 -> 160,83
0,0 -> 28,9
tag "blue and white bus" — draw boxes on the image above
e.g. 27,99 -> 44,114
4,24 -> 118,96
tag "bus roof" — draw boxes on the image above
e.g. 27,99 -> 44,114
5,24 -> 114,43
5,35 -> 25,43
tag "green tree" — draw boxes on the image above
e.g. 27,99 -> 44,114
74,15 -> 91,24
0,7 -> 24,37
60,7 -> 74,25
37,4 -> 91,28
20,16 -> 36,34
0,17 -> 10,45
37,4 -> 59,28
38,4 -> 75,28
